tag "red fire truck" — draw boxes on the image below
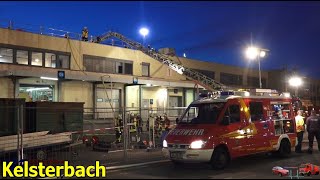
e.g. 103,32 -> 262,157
162,89 -> 297,169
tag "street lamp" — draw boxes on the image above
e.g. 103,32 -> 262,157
139,27 -> 149,45
245,46 -> 268,88
289,76 -> 302,96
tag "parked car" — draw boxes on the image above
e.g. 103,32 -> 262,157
299,163 -> 320,176
272,166 -> 289,177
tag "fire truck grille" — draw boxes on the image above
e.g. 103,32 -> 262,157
168,144 -> 189,149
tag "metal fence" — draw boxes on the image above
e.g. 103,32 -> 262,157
0,105 -> 187,178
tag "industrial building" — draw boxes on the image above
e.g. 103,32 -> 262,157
0,25 -> 318,115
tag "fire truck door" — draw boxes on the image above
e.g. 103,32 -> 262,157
221,101 -> 248,156
246,101 -> 270,153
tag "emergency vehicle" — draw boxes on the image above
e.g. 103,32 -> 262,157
162,89 -> 298,169
299,163 -> 320,176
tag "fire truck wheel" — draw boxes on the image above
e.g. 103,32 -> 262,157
278,173 -> 283,177
315,171 -> 319,175
307,171 -> 311,176
278,139 -> 291,157
210,147 -> 230,170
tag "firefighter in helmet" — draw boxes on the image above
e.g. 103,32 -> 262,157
82,27 -> 88,41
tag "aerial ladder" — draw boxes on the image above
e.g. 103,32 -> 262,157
94,31 -> 227,92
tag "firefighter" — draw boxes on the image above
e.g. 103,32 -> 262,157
81,27 -> 88,41
295,110 -> 305,153
306,110 -> 320,154
164,116 -> 170,131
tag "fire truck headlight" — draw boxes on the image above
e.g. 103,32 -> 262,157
163,140 -> 168,148
190,140 -> 206,149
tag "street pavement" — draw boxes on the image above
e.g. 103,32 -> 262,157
106,143 -> 320,179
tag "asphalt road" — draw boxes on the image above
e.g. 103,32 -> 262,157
106,150 -> 320,179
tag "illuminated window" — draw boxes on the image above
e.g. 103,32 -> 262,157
45,53 -> 56,68
16,50 -> 28,65
31,52 -> 43,66
0,48 -> 13,63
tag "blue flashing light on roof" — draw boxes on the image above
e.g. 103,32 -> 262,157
220,91 -> 234,96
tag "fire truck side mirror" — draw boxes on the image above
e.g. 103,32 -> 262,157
221,116 -> 230,126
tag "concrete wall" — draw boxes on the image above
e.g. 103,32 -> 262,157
0,28 -> 187,82
170,56 -> 268,87
60,81 -> 93,108
142,86 -> 168,109
0,78 -> 13,98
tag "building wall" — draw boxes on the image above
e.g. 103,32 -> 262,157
142,86 -> 168,109
60,81 -> 93,108
170,56 -> 268,87
0,78 -> 13,98
0,28 -> 187,82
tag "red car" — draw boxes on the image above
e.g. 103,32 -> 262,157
272,166 -> 289,177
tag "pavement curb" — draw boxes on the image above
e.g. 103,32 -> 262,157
37,160 -> 170,179
105,159 -> 170,170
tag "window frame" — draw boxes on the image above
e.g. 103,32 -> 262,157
0,43 -> 70,69
0,47 -> 14,64
249,101 -> 264,121
142,62 -> 150,77
224,104 -> 241,124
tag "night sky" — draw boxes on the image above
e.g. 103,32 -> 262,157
1,1 -> 320,78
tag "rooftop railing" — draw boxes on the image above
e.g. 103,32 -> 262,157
0,19 -> 132,48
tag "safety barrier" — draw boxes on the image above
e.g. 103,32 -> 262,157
0,105 -> 186,177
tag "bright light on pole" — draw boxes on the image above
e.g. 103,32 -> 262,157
289,77 -> 302,87
246,47 -> 259,60
245,46 -> 268,88
139,28 -> 149,38
259,50 -> 266,58
289,76 -> 302,97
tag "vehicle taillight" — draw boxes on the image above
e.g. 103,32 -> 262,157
92,136 -> 99,144
82,136 -> 88,144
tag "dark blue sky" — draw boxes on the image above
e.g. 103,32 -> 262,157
1,1 -> 320,78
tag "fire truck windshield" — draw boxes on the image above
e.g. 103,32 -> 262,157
179,102 -> 225,124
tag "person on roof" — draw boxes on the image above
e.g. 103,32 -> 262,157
306,110 -> 320,154
81,27 -> 88,41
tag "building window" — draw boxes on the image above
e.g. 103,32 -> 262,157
249,102 -> 263,121
247,76 -> 266,88
124,63 -> 133,75
193,69 -> 215,79
16,50 -> 29,65
142,63 -> 150,77
56,54 -> 70,69
83,55 -> 133,75
0,48 -> 13,63
45,53 -> 56,68
225,105 -> 240,123
220,72 -> 243,86
115,62 -> 123,74
31,52 -> 43,66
